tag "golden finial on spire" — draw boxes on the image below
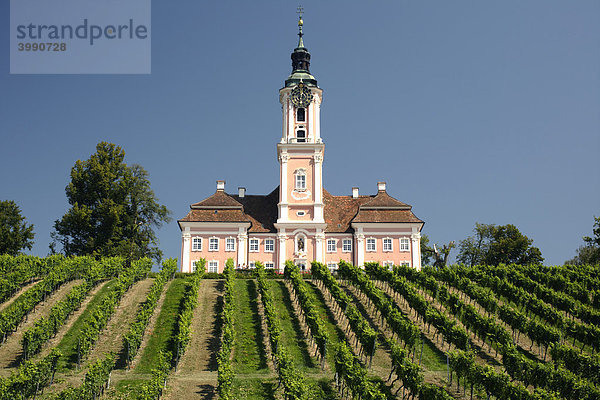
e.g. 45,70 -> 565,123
296,5 -> 304,47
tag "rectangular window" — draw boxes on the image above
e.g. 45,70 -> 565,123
297,129 -> 306,142
264,239 -> 274,252
327,239 -> 337,253
249,238 -> 259,252
226,237 -> 236,252
383,238 -> 393,252
342,239 -> 352,253
400,238 -> 410,251
366,238 -> 376,252
401,261 -> 410,267
327,262 -> 337,271
208,260 -> 218,273
192,237 -> 202,251
209,237 -> 219,251
265,262 -> 274,269
249,261 -> 256,269
295,174 -> 306,190
383,261 -> 394,269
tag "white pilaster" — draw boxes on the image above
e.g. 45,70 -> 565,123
314,92 -> 322,142
279,152 -> 289,222
355,231 -> 365,267
315,230 -> 325,263
278,231 -> 287,270
287,99 -> 294,142
308,101 -> 315,140
411,231 -> 421,271
237,228 -> 248,267
313,152 -> 324,222
182,232 -> 191,273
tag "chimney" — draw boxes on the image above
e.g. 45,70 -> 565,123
377,181 -> 386,192
216,180 -> 225,191
352,187 -> 359,198
238,187 -> 246,198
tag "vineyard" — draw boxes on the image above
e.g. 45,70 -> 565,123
0,254 -> 599,399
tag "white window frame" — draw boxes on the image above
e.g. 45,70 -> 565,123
326,239 -> 337,253
225,237 -> 236,252
207,260 -> 218,273
265,262 -> 274,269
249,261 -> 256,269
401,261 -> 411,267
209,237 -> 219,251
383,261 -> 394,269
192,237 -> 202,252
249,238 -> 259,252
400,238 -> 410,252
327,262 -> 337,271
342,239 -> 352,253
294,169 -> 307,191
264,239 -> 275,253
366,237 -> 376,252
383,237 -> 393,252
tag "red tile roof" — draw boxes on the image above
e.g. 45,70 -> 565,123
180,187 -> 423,232
191,190 -> 243,209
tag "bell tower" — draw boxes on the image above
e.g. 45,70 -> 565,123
275,8 -> 326,267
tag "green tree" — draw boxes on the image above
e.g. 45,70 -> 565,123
52,142 -> 171,262
0,200 -> 35,255
457,223 -> 543,266
566,216 -> 600,265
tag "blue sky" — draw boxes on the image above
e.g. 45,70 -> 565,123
1,1 -> 598,266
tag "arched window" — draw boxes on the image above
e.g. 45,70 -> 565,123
294,169 -> 306,190
297,107 -> 306,122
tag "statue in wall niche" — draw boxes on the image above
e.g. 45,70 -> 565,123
297,237 -> 305,252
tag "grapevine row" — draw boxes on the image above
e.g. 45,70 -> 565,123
359,262 -> 470,352
0,254 -> 60,304
458,264 -> 600,352
477,264 -> 600,329
123,258 -> 177,367
0,256 -> 97,344
75,258 -> 152,365
423,265 -> 600,384
172,259 -> 204,369
217,259 -> 235,400
0,348 -> 61,400
284,261 -> 328,360
389,264 -> 600,400
256,262 -> 307,400
333,342 -> 386,400
311,261 -> 377,362
314,262 -> 453,400
54,353 -> 116,400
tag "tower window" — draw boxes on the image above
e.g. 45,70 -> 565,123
297,107 -> 306,122
296,129 -> 306,142
295,172 -> 306,190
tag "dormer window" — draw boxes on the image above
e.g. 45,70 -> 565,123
296,129 -> 306,142
297,107 -> 306,122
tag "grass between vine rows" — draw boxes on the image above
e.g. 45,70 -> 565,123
269,280 -> 317,372
54,278 -> 117,371
232,279 -> 268,374
134,277 -> 188,374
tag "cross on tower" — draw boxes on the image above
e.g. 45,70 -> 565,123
296,5 -> 304,19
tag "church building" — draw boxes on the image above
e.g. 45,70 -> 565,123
178,14 -> 424,273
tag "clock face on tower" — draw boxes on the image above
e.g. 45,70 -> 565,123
290,84 -> 313,108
